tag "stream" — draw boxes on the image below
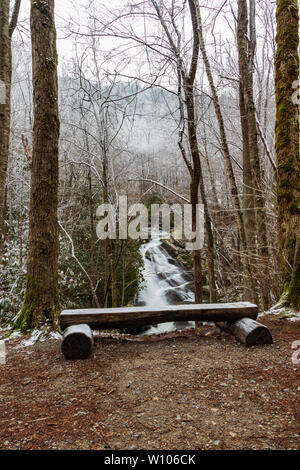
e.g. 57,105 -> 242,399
134,236 -> 196,336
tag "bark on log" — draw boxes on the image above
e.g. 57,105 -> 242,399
216,318 -> 273,346
60,302 -> 258,331
61,324 -> 94,360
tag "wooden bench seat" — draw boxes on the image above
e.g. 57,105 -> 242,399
60,302 -> 258,330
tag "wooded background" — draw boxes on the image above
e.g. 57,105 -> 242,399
0,0 -> 299,331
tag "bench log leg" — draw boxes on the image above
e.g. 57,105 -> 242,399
61,324 -> 94,360
216,318 -> 273,346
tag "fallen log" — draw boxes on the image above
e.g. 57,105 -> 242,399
60,302 -> 258,331
61,324 -> 94,360
216,318 -> 273,346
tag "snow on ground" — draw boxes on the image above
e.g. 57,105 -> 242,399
259,307 -> 300,322
14,329 -> 62,349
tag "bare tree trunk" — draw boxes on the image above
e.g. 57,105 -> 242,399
190,172 -> 203,304
237,0 -> 258,301
195,1 -> 256,302
186,0 -> 216,303
0,0 -> 21,248
102,144 -> 110,308
275,0 -> 300,309
0,0 -> 10,246
151,0 -> 216,303
247,0 -> 270,310
202,123 -> 220,212
238,67 -> 256,255
237,0 -> 270,309
188,134 -> 216,303
110,252 -> 117,308
88,170 -> 95,276
14,0 -> 60,331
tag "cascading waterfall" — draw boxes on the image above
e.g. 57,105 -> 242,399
136,236 -> 195,335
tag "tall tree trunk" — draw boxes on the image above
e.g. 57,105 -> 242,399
196,1 -> 256,302
237,0 -> 258,301
237,0 -> 270,309
110,251 -> 117,308
0,0 -> 11,248
151,0 -> 216,303
0,0 -> 21,248
237,20 -> 257,255
102,145 -> 110,308
88,168 -> 96,293
275,0 -> 300,309
14,0 -> 60,331
202,122 -> 220,212
186,82 -> 213,303
186,0 -> 217,303
190,172 -> 203,304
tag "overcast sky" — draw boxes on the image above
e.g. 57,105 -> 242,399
16,0 -> 234,60
17,0 -> 150,70
14,0 -> 247,87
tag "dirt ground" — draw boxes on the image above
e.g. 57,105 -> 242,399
0,315 -> 299,450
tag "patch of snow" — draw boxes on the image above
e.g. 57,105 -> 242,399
21,329 -> 42,347
288,315 -> 300,322
260,307 -> 285,317
270,307 -> 288,315
14,329 -> 62,349
93,330 -> 110,337
8,330 -> 22,340
261,307 -> 300,322
49,331 -> 62,340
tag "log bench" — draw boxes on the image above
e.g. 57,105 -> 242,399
60,302 -> 273,360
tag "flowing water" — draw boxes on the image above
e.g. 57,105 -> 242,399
135,236 -> 196,335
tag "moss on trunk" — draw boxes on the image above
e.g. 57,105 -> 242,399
13,0 -> 61,332
275,0 -> 300,309
14,275 -> 60,332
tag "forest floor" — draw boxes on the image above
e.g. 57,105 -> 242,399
0,314 -> 299,450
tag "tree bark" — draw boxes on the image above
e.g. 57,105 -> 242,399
0,0 -> 21,248
0,0 -> 11,247
237,0 -> 270,309
275,0 -> 300,309
190,172 -> 203,304
186,0 -> 217,303
14,0 -> 60,331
